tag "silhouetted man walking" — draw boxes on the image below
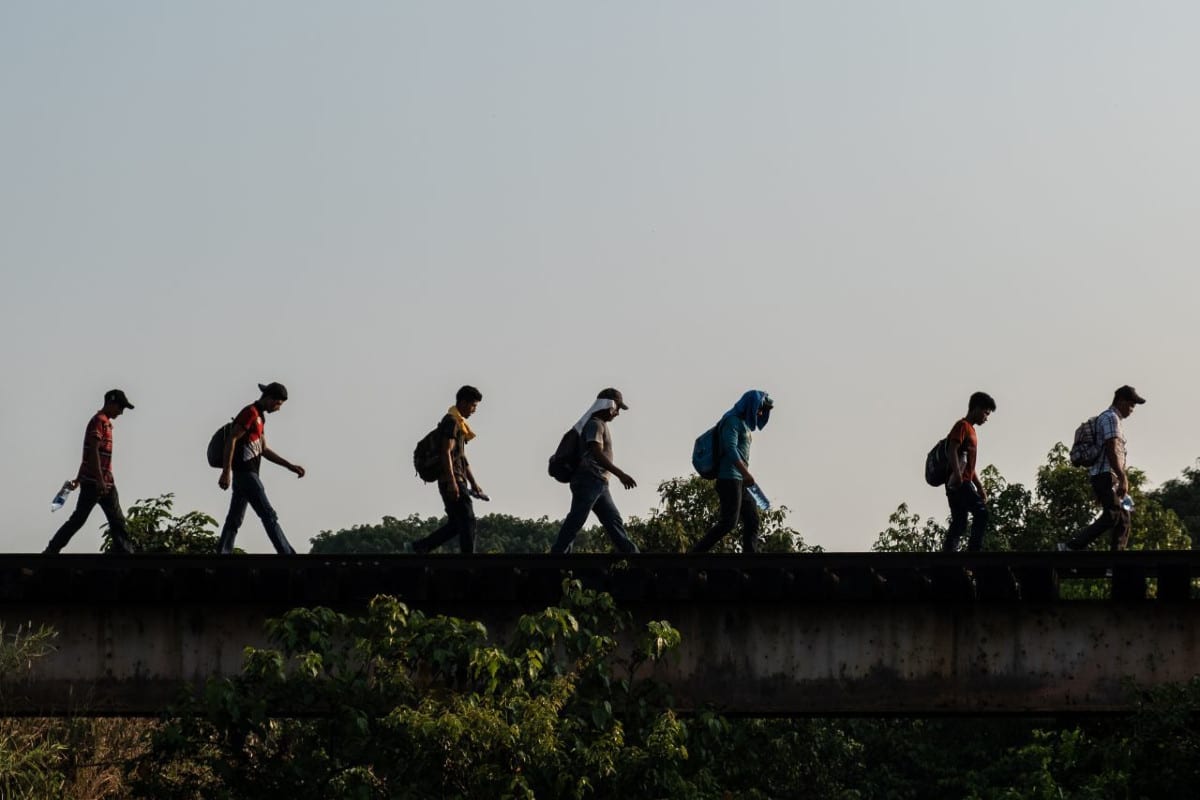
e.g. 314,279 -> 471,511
942,391 -> 996,552
550,388 -> 639,554
413,385 -> 487,554
217,382 -> 305,555
45,390 -> 137,554
1060,385 -> 1145,552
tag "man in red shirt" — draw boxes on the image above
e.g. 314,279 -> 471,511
44,389 -> 138,554
216,382 -> 305,554
942,391 -> 996,552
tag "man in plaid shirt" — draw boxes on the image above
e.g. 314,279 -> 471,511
1060,385 -> 1146,551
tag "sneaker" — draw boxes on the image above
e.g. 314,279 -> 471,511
1055,542 -> 1073,552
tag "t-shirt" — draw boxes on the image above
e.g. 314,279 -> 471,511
1091,407 -> 1126,478
232,403 -> 266,474
78,413 -> 114,484
576,417 -> 614,482
946,418 -> 978,484
437,414 -> 470,484
717,416 -> 752,481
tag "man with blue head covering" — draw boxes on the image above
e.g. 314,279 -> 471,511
690,390 -> 773,553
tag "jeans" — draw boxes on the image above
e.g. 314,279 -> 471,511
1068,471 -> 1131,551
414,482 -> 477,554
45,480 -> 136,554
690,478 -> 761,553
217,471 -> 295,554
943,483 -> 989,552
550,474 -> 639,554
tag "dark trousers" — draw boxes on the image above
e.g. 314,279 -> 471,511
46,480 -> 136,554
217,471 -> 296,555
690,478 -> 761,553
414,482 -> 477,554
943,483 -> 989,552
550,474 -> 639,554
1068,472 -> 1131,551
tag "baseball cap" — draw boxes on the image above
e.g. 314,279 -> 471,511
597,388 -> 629,410
104,389 -> 134,410
1114,385 -> 1146,405
258,382 -> 289,401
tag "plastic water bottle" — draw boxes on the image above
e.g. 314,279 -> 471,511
1121,495 -> 1134,512
50,481 -> 74,512
746,484 -> 771,512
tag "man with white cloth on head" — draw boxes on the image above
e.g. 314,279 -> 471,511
549,388 -> 640,554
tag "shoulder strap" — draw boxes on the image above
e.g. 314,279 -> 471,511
713,415 -> 730,461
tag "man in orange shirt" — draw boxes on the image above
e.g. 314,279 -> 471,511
942,391 -> 996,552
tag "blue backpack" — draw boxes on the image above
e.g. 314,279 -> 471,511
692,417 -> 728,480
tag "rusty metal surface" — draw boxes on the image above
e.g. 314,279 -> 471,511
0,552 -> 1196,715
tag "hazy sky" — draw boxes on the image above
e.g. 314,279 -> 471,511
3,2 -> 1199,554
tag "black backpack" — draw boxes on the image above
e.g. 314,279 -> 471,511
924,438 -> 952,487
413,428 -> 444,482
547,428 -> 582,483
206,420 -> 234,469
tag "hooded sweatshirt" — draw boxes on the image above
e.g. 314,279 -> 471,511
717,390 -> 771,481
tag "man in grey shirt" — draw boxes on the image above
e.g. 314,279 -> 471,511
550,388 -> 639,554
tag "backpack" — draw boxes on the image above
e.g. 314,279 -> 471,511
206,420 -> 234,468
413,427 -> 443,482
1069,416 -> 1102,468
924,438 -> 952,487
547,428 -> 581,483
692,417 -> 727,480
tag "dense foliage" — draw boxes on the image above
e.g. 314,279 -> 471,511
102,493 -> 221,555
310,513 -> 563,555
123,588 -> 1200,799
130,580 -> 706,799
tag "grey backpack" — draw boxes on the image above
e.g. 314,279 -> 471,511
1069,417 -> 1102,468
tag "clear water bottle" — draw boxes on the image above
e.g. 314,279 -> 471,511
746,483 -> 771,511
1121,495 -> 1134,512
50,481 -> 74,512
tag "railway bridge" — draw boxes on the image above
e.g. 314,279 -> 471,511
0,552 -> 1197,716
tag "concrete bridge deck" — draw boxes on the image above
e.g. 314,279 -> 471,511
0,552 -> 1197,716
